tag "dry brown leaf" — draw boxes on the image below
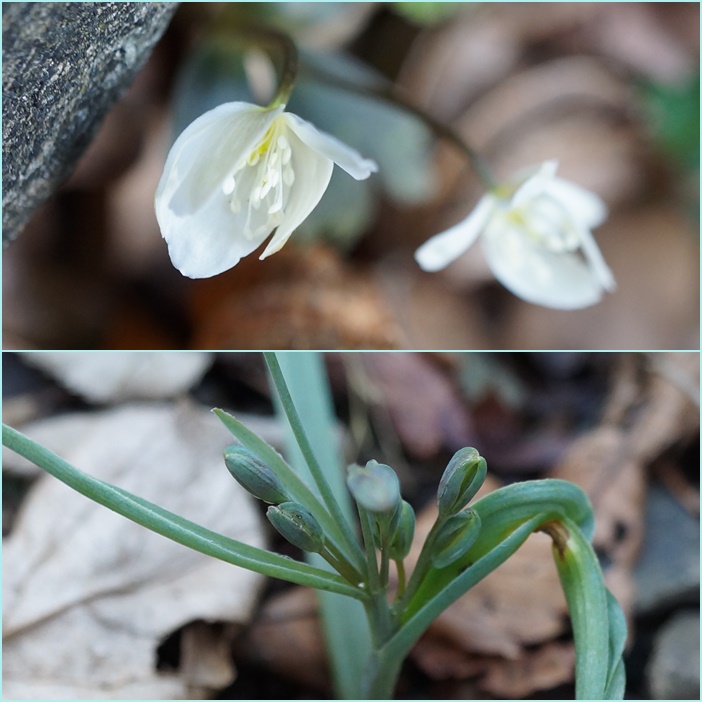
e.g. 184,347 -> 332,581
237,586 -> 329,692
179,621 -> 238,690
480,641 -> 576,698
376,262 -> 493,349
629,353 -> 701,462
191,246 -> 404,350
3,402 -> 267,699
359,353 -> 475,459
411,633 -> 487,681
19,352 -> 213,403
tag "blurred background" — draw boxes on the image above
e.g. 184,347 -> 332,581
3,2 -> 699,350
3,350 -> 699,698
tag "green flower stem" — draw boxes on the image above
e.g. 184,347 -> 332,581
214,408 -> 362,578
264,353 -> 366,573
1,424 -> 367,602
394,559 -> 407,599
356,506 -> 394,648
358,505 -> 381,592
379,541 -> 390,590
320,546 -> 363,584
263,27 -> 298,108
396,513 -> 447,608
300,62 -> 497,191
215,24 -> 298,108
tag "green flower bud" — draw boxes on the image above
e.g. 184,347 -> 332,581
387,500 -> 416,561
224,445 -> 289,504
437,447 -> 487,516
347,460 -> 402,513
266,502 -> 326,553
431,509 -> 481,569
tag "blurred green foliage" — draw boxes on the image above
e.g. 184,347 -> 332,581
640,74 -> 700,170
392,2 -> 471,26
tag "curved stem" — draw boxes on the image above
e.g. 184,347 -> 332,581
300,63 -> 496,190
213,24 -> 298,107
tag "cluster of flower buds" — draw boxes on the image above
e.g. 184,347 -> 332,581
224,442 -> 488,584
427,447 -> 487,569
224,444 -> 327,553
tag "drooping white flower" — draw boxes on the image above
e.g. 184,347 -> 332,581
414,161 -> 616,309
155,102 -> 378,278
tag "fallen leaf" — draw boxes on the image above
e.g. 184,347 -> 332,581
359,353 -> 476,459
191,246 -> 404,350
480,641 -> 576,698
19,352 -> 213,403
236,586 -> 329,693
3,401 -> 267,699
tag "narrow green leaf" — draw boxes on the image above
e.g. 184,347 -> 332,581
264,352 -> 366,572
547,517 -> 618,699
604,589 -> 628,699
2,424 -> 366,601
270,352 -> 372,700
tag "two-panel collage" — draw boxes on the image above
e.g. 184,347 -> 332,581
2,2 -> 700,701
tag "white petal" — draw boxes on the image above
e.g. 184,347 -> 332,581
414,195 -> 495,272
510,160 -> 558,206
160,180 -> 273,278
576,225 -> 616,291
283,113 -> 378,180
481,219 -> 607,309
546,178 -> 608,228
259,126 -> 334,258
155,103 -> 284,278
156,103 -> 281,217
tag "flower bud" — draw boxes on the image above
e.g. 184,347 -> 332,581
431,509 -> 481,569
224,445 -> 289,504
387,500 -> 415,561
266,502 -> 326,554
437,447 -> 487,516
347,460 -> 402,513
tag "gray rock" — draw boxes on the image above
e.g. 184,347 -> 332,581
647,610 -> 700,700
2,2 -> 179,243
634,484 -> 700,615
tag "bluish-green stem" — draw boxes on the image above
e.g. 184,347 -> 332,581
356,505 -> 394,644
268,352 -> 372,700
265,353 -> 366,575
395,512 -> 448,609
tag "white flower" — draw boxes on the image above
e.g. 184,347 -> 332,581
414,161 -> 616,309
155,102 -> 378,278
